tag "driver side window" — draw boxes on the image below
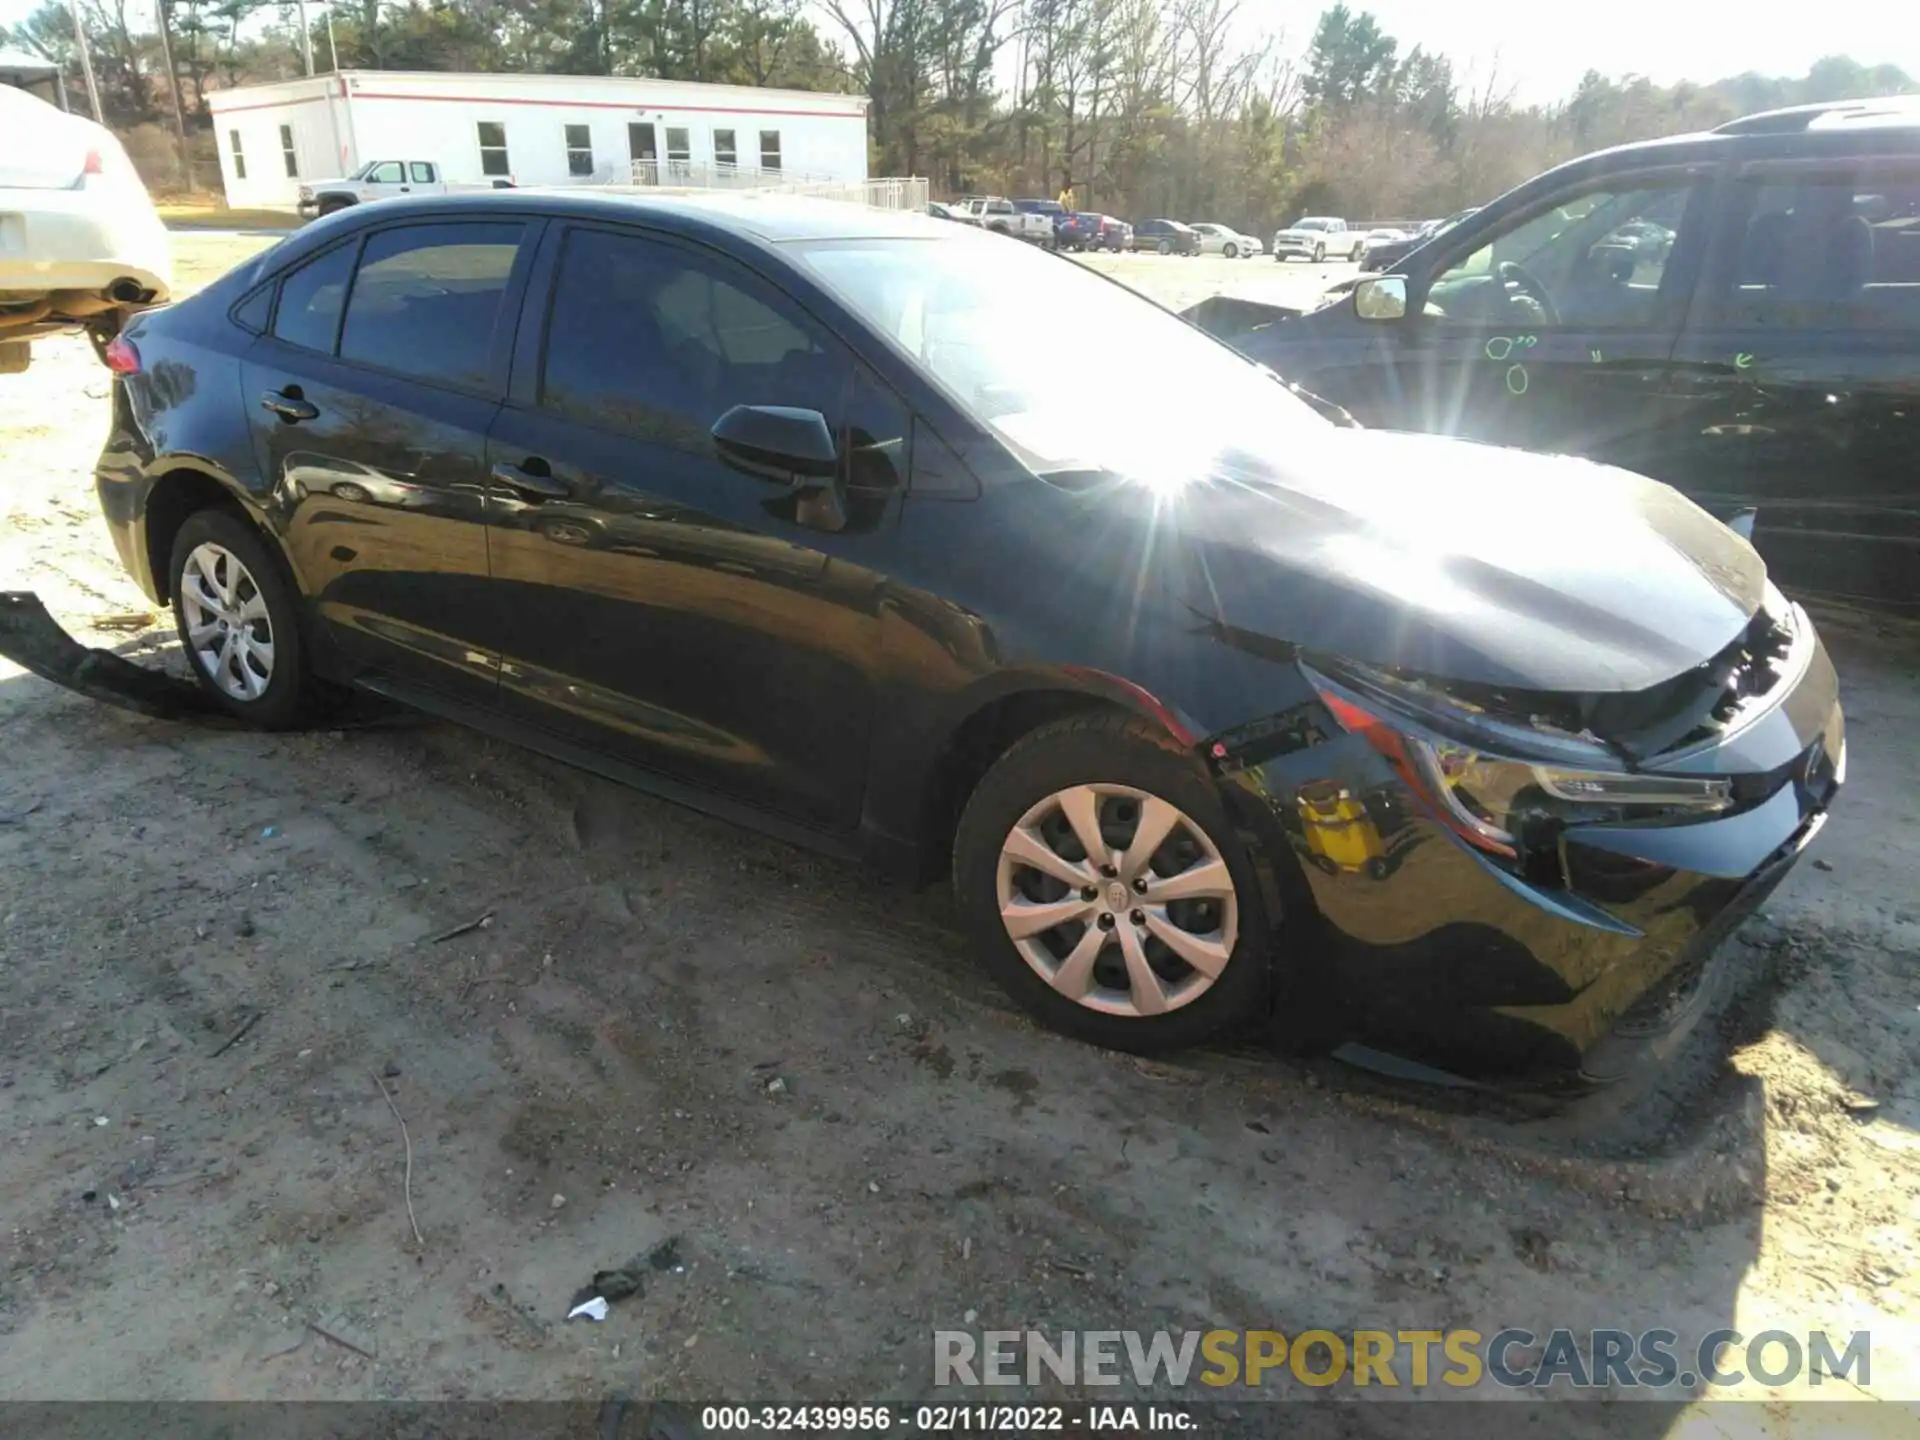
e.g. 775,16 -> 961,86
1427,179 -> 1700,329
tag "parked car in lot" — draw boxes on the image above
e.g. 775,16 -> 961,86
1087,214 -> 1133,251
297,159 -> 511,218
0,85 -> 170,374
1013,198 -> 1069,242
1272,216 -> 1365,262
1188,223 -> 1261,257
1358,209 -> 1479,272
927,201 -> 965,222
81,190 -> 1845,1088
962,196 -> 1054,244
1188,96 -> 1920,611
1132,218 -> 1199,254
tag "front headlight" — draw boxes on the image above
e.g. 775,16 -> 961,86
1311,664 -> 1734,859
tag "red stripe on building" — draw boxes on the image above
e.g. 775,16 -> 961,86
209,91 -> 332,117
347,90 -> 865,120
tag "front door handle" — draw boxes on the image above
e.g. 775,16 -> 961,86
260,389 -> 319,423
490,459 -> 569,501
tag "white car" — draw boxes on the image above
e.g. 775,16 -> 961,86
1270,216 -> 1366,262
0,87 -> 170,374
1188,223 -> 1262,258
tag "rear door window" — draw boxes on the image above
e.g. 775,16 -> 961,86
1708,164 -> 1920,331
270,242 -> 355,353
338,222 -> 526,389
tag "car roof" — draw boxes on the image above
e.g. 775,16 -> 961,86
266,189 -> 953,273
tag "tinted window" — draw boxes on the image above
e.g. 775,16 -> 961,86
233,284 -> 272,334
338,223 -> 524,388
368,161 -> 403,184
1709,167 -> 1920,331
1428,179 -> 1701,329
844,366 -> 907,491
271,243 -> 355,353
541,227 -> 840,449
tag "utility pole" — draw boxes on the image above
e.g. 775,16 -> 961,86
152,0 -> 192,190
326,9 -> 341,72
65,0 -> 102,121
296,0 -> 315,75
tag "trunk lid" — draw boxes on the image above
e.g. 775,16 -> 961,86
0,89 -> 92,190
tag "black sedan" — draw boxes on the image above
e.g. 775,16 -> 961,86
1130,218 -> 1200,255
88,191 -> 1843,1089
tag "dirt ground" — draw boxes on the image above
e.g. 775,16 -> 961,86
2,233 -> 1918,1428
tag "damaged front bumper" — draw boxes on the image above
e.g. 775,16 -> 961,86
1210,609 -> 1846,1091
0,591 -> 236,723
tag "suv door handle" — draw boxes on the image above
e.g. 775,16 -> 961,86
260,389 -> 319,423
490,459 -> 569,501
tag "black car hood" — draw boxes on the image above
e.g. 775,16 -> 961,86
1151,428 -> 1765,694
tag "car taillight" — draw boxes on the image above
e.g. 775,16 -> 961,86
103,336 -> 140,375
83,148 -> 105,176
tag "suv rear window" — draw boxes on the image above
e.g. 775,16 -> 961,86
1711,167 -> 1920,330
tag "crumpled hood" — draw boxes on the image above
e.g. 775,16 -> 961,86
1158,428 -> 1765,694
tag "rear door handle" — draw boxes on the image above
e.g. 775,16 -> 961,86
490,459 -> 569,501
260,390 -> 318,423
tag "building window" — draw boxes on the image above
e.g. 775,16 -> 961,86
477,121 -> 510,177
713,128 -> 737,169
564,123 -> 593,178
279,124 -> 297,178
230,129 -> 246,180
759,130 -> 781,172
664,126 -> 690,179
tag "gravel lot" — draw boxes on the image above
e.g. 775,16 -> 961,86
1,230 -> 1917,1425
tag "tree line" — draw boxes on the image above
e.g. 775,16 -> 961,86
5,0 -> 1912,225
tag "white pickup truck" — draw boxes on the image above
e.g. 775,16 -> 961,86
297,160 -> 513,219
1270,216 -> 1367,263
961,196 -> 1054,244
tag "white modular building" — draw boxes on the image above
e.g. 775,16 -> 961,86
205,69 -> 872,210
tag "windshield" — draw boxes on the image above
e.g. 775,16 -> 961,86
791,235 -> 1327,481
347,162 -> 376,181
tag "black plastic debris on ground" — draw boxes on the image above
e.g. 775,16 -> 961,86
570,1237 -> 681,1311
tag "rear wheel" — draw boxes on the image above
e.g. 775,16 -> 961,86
954,712 -> 1271,1053
1222,243 -> 1238,259
169,508 -> 312,728
1156,238 -> 1173,255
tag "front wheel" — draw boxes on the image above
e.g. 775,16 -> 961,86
169,508 -> 312,728
954,712 -> 1271,1054
1312,242 -> 1326,263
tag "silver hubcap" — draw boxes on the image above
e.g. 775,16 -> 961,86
180,542 -> 275,702
995,784 -> 1239,1019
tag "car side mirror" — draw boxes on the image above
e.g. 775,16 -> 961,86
711,405 -> 839,485
1353,275 -> 1408,321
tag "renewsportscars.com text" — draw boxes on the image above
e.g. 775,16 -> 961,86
932,1327 -> 1871,1391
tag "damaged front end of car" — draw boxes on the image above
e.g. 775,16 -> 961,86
1206,584 -> 1844,1089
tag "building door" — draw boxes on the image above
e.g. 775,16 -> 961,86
627,123 -> 657,184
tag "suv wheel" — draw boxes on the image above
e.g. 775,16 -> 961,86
169,508 -> 312,728
954,712 -> 1271,1053
1312,241 -> 1326,263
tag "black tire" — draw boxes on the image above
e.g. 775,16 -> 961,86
1223,243 -> 1237,259
318,197 -> 353,216
1157,239 -> 1173,255
1312,242 -> 1326,263
168,507 -> 313,729
953,710 -> 1273,1054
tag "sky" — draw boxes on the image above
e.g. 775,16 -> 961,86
2,0 -> 1914,109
